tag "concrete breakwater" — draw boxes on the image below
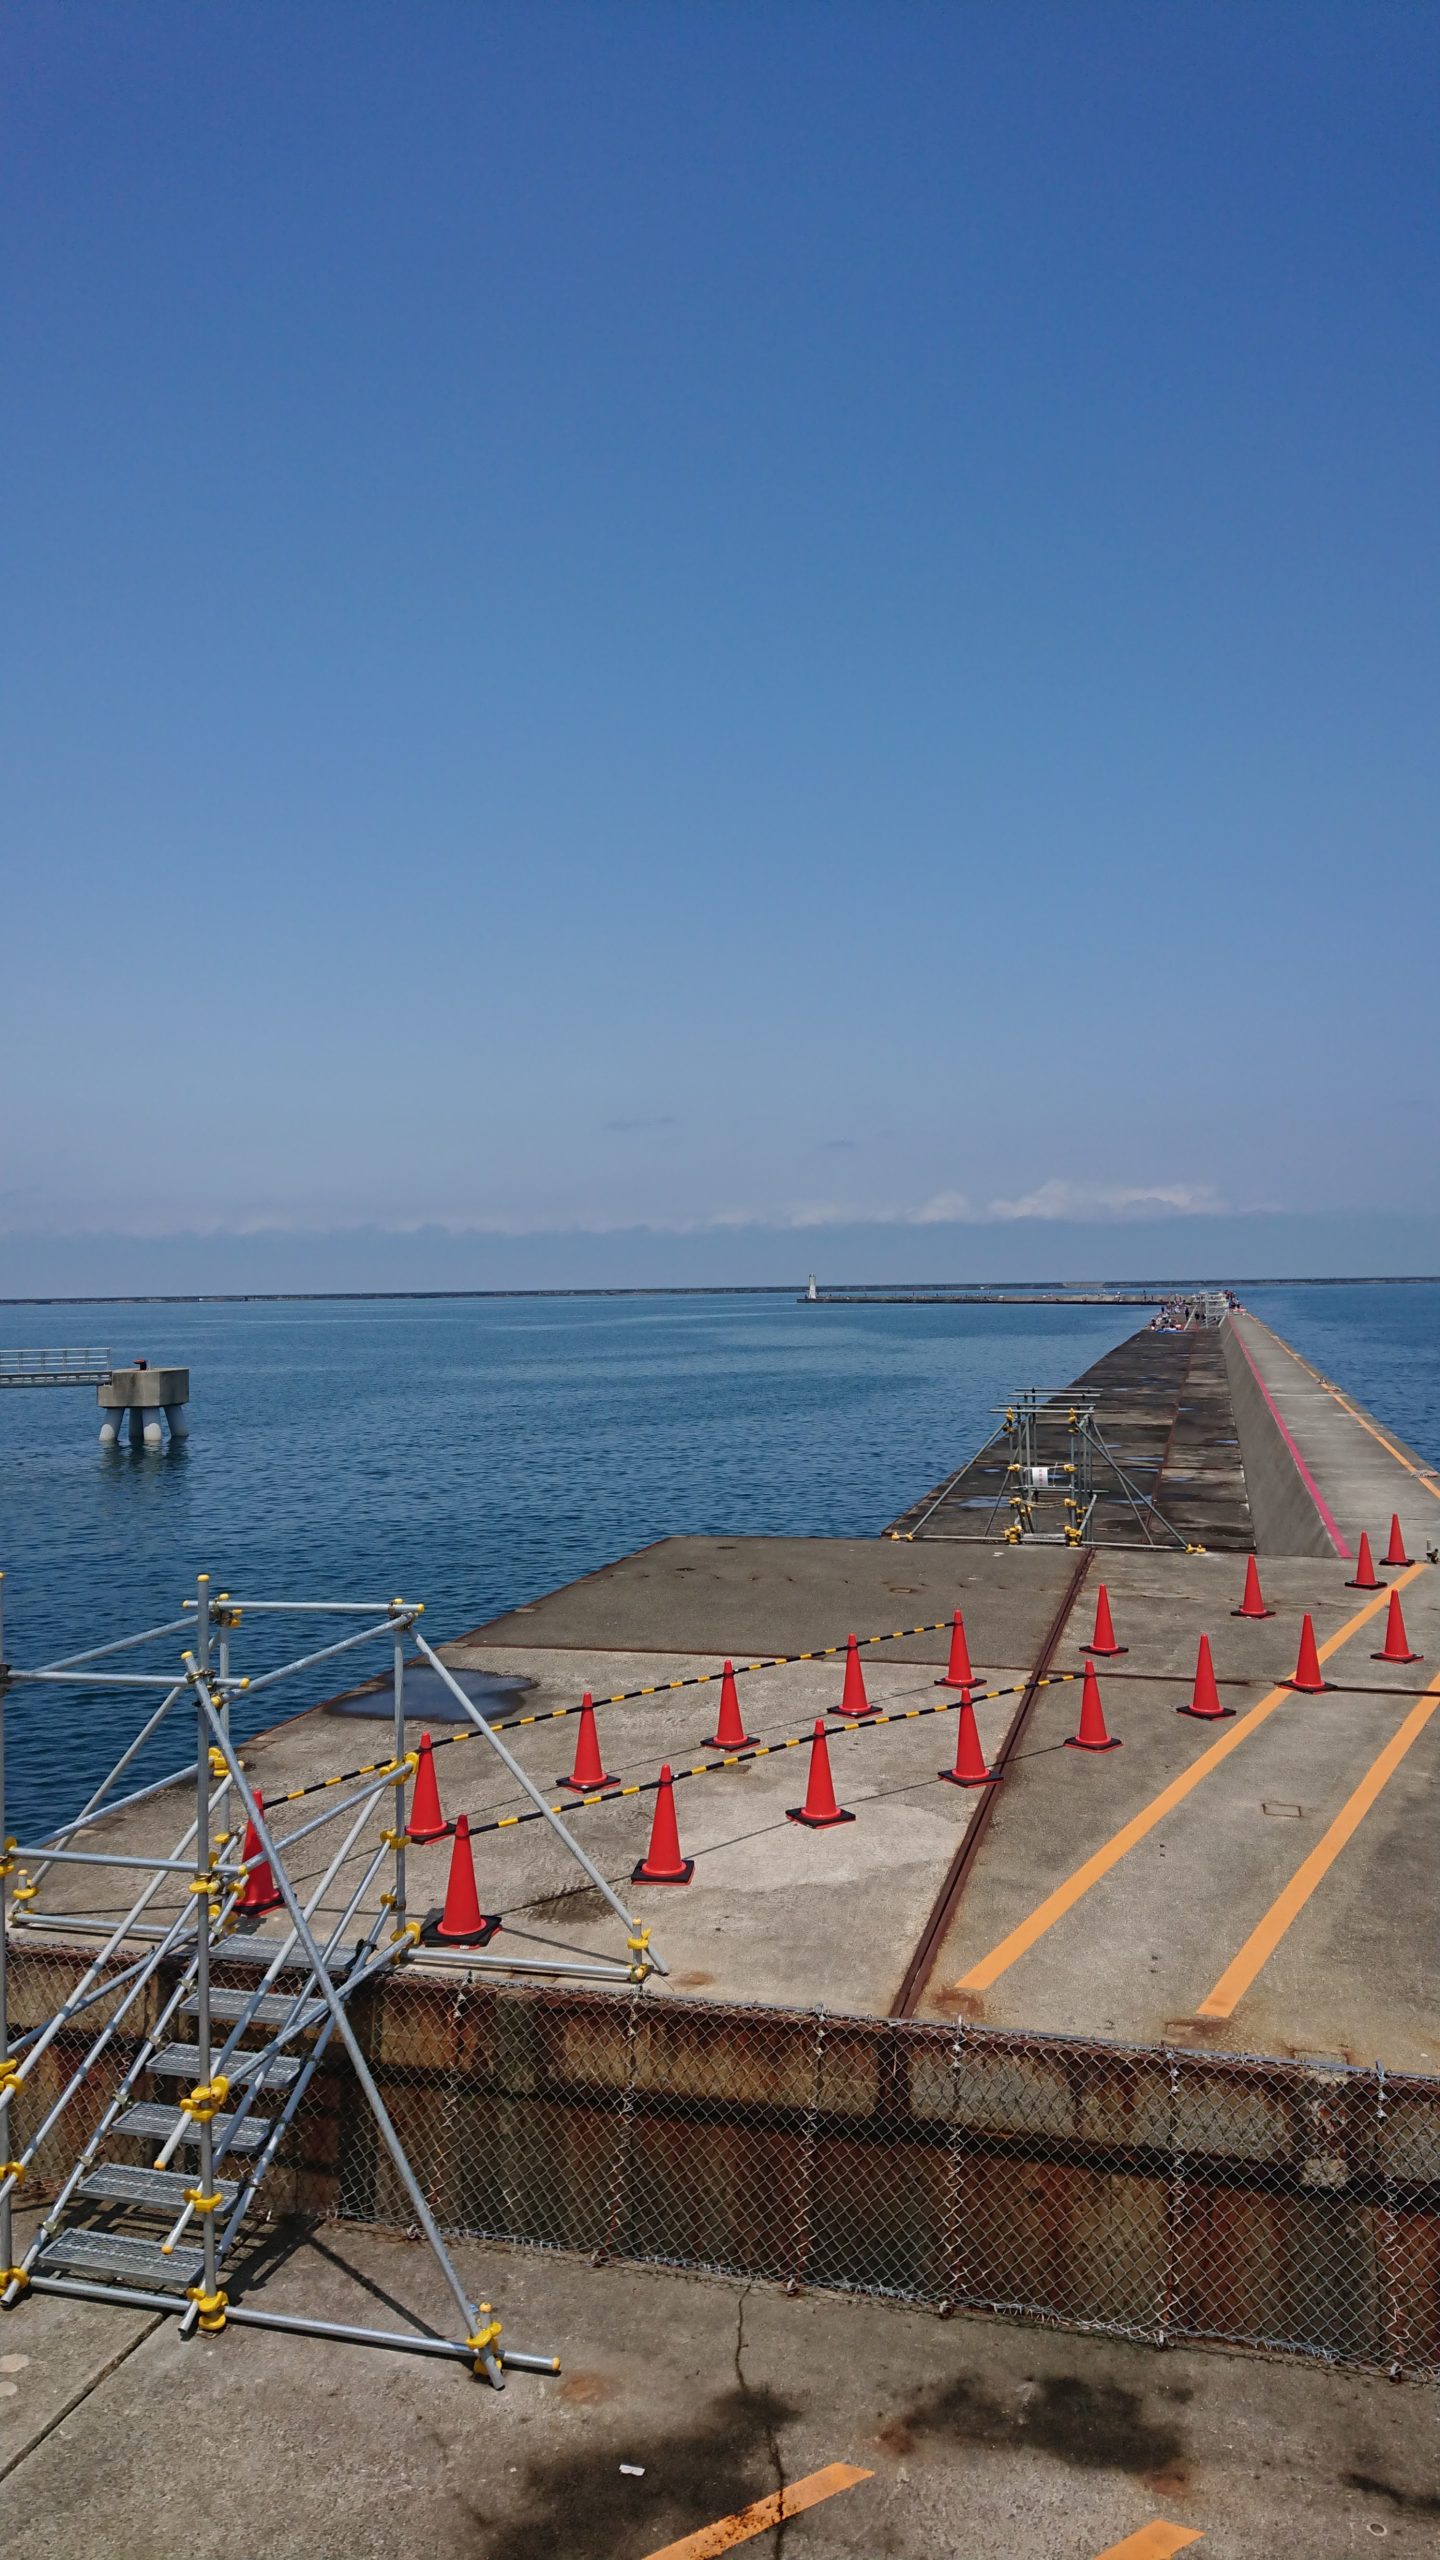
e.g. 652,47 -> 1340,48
8,1300 -> 1440,2383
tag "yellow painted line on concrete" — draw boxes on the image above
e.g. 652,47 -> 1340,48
1253,1319 -> 1440,1500
1197,1667 -> 1440,2019
954,1568 -> 1426,1996
641,2461 -> 873,2559
1094,2524 -> 1204,2559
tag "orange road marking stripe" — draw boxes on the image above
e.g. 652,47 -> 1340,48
1197,1668 -> 1440,2018
1094,2523 -> 1204,2558
955,1568 -> 1426,1995
641,2462 -> 873,2559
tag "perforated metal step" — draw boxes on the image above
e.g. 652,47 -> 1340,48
149,2043 -> 302,2090
38,2228 -> 205,2290
183,1988 -> 329,2026
114,2103 -> 271,2154
77,2164 -> 241,2214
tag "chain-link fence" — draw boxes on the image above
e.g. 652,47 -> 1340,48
8,1943 -> 1440,2378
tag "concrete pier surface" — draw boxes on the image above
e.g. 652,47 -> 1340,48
6,1300 -> 1440,2553
4,2211 -> 1438,2557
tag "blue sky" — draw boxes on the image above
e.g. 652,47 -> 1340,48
4,2 -> 1438,1292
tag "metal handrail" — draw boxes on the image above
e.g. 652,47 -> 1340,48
0,1348 -> 113,1367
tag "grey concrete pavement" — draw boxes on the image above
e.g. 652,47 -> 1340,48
4,2223 -> 1439,2558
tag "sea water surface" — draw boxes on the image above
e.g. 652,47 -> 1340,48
0,1283 -> 1435,1833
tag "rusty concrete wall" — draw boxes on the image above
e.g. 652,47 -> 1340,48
9,1948 -> 1439,2375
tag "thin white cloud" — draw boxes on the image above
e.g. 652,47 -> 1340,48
909,1189 -> 975,1225
0,1177 -> 1235,1241
984,1180 -> 1224,1223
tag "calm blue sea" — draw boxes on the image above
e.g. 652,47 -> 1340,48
1,1283 -> 1436,1833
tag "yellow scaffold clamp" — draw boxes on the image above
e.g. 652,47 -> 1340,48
0,2161 -> 26,2188
467,2309 -> 502,2373
380,1828 -> 407,1852
182,2075 -> 230,2126
8,1871 -> 36,1908
2,2264 -> 30,2293
626,1925 -> 652,1980
208,1746 -> 229,1779
187,2283 -> 229,2334
392,1917 -> 422,1946
189,1871 -> 221,1906
0,1838 -> 17,1882
0,2058 -> 23,2100
183,2185 -> 223,2215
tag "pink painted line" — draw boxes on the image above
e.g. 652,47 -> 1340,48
1230,1323 -> 1351,1559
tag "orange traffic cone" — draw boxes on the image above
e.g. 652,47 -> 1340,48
406,1732 -> 449,1843
1081,1583 -> 1126,1657
1383,1514 -> 1413,1568
1065,1660 -> 1121,1751
1346,1532 -> 1384,1593
561,1693 -> 616,1791
431,1815 -> 500,1945
1177,1633 -> 1232,1721
939,1694 -> 997,1787
787,1719 -> 855,1827
1232,1557 -> 1273,1619
237,1790 -> 282,1915
1373,1590 -> 1422,1666
704,1660 -> 757,1751
834,1633 -> 875,1718
631,1766 -> 694,1883
1285,1613 -> 1329,1693
936,1611 -> 976,1691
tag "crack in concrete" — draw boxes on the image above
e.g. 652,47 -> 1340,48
732,2281 -> 790,2555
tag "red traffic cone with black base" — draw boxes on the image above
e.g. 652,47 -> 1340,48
1177,1633 -> 1233,1720
1232,1557 -> 1273,1619
1345,1533 -> 1384,1593
1373,1589 -> 1422,1666
428,1815 -> 500,1945
1384,1514 -> 1413,1568
406,1732 -> 449,1844
1081,1584 -> 1126,1657
632,1766 -> 694,1883
939,1694 -> 998,1787
561,1693 -> 616,1791
1065,1660 -> 1121,1751
237,1790 -> 282,1915
936,1611 -> 976,1691
834,1633 -> 875,1718
788,1719 -> 856,1827
1285,1613 -> 1329,1693
704,1660 -> 757,1751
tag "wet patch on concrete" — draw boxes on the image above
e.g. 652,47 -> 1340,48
1343,2469 -> 1440,2518
876,2367 -> 1185,2478
481,2377 -> 802,2560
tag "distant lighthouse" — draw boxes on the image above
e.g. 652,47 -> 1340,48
806,1273 -> 818,1301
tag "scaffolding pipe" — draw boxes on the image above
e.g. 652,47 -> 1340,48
188,1679 -> 506,2387
31,1619 -> 193,1675
413,1634 -> 659,1966
24,2277 -> 557,2372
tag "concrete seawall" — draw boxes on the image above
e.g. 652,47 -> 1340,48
1221,1314 -> 1339,1559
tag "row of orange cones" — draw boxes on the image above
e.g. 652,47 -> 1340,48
233,1515 -> 1427,1931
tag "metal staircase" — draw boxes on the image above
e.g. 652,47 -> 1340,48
0,1572 -> 663,2383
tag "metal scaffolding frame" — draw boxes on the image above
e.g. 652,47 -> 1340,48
902,1389 -> 1193,1549
0,1572 -> 666,2382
